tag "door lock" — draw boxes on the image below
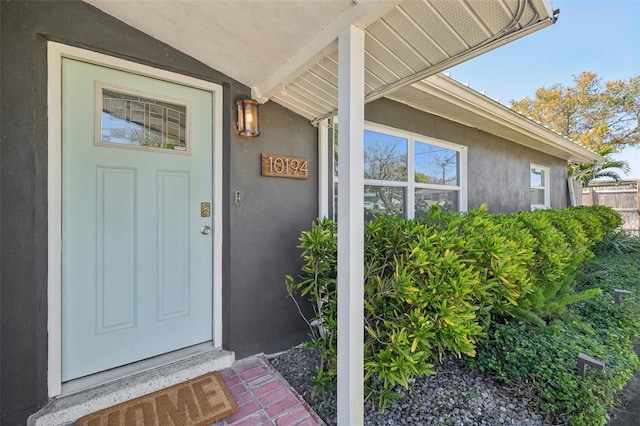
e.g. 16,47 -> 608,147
201,202 -> 211,217
200,226 -> 211,235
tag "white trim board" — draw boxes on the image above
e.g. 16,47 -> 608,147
46,42 -> 224,398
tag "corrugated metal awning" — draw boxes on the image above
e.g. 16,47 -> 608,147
266,0 -> 557,123
87,0 -> 557,124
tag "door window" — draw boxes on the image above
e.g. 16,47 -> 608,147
98,85 -> 189,153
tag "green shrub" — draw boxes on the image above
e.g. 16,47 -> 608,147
351,215 -> 490,408
595,230 -> 640,254
472,242 -> 640,425
589,205 -> 624,235
541,208 -> 592,256
286,205 -> 622,411
509,209 -> 605,323
285,217 -> 338,391
471,319 -> 640,426
419,206 -> 536,321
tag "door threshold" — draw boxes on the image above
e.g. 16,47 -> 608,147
62,342 -> 222,395
28,346 -> 234,426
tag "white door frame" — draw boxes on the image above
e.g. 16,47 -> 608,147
47,42 -> 224,398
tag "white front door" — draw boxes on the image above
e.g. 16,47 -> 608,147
61,58 -> 214,381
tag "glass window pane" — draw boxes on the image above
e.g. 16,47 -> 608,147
364,130 -> 408,181
414,189 -> 458,217
530,167 -> 545,187
414,141 -> 459,186
364,185 -> 405,220
100,88 -> 187,152
530,188 -> 545,205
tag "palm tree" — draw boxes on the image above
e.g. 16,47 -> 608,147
569,146 -> 631,186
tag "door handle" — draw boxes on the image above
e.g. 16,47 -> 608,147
200,226 -> 211,235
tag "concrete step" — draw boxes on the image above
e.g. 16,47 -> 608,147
28,348 -> 234,426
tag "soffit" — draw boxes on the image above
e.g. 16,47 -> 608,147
386,74 -> 603,163
85,0 -> 555,123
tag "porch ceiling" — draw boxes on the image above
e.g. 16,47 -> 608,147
86,0 -> 556,123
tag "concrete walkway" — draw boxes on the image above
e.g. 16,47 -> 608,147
212,356 -> 325,426
609,362 -> 640,425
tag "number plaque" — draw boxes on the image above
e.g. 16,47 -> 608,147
261,153 -> 309,179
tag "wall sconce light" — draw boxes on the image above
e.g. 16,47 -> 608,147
236,99 -> 260,137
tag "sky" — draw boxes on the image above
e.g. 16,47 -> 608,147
446,0 -> 640,178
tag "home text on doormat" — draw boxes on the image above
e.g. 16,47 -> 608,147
75,371 -> 238,426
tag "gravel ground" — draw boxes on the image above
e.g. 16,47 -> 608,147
269,346 -> 553,426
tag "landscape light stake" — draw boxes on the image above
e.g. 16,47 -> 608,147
577,353 -> 605,378
614,289 -> 632,305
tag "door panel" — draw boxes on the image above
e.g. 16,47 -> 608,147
61,58 -> 214,381
96,166 -> 136,333
158,170 -> 190,320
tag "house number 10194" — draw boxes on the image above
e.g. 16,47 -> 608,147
261,153 -> 309,179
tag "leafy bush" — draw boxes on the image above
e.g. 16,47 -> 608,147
472,240 -> 640,425
285,218 -> 338,393
586,205 -> 624,236
511,210 -> 602,324
418,206 -> 535,322
471,319 -> 640,426
362,215 -> 481,402
595,230 -> 640,254
286,205 -> 622,411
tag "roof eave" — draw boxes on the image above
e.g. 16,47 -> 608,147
391,74 -> 603,164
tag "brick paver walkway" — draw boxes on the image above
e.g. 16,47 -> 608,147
212,355 -> 326,426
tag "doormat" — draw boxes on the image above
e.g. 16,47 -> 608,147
75,371 -> 238,426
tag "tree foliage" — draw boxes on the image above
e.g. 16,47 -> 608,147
568,145 -> 631,185
510,72 -> 640,153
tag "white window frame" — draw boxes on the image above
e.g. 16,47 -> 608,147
332,121 -> 468,219
530,163 -> 551,210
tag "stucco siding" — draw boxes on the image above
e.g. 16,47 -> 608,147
0,2 -> 316,423
227,101 -> 317,358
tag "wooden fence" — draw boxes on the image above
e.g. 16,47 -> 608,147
581,180 -> 640,235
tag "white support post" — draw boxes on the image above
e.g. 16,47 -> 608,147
337,25 -> 365,426
318,119 -> 329,219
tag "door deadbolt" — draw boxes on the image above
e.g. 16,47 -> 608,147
201,202 -> 211,217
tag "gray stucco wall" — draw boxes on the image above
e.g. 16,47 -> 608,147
227,101 -> 317,356
0,1 -> 316,423
365,98 -> 569,212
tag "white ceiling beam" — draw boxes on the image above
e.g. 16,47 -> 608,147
296,74 -> 338,104
421,0 -> 470,50
252,0 -> 401,103
459,0 -> 494,37
365,29 -> 417,74
270,94 -> 326,120
285,82 -> 336,112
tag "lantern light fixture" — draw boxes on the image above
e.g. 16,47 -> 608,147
236,98 -> 260,137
